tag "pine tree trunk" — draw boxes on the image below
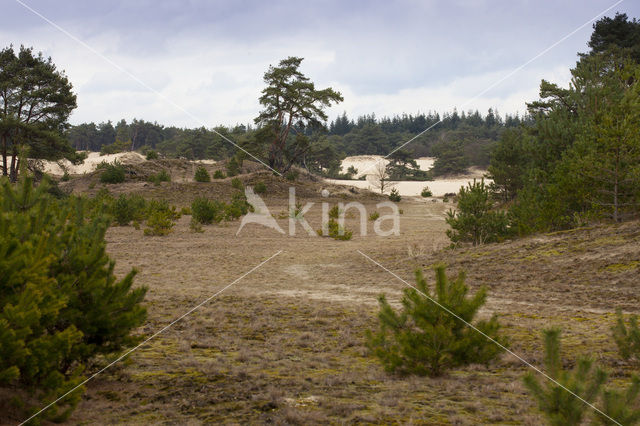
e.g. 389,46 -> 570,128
1,134 -> 7,176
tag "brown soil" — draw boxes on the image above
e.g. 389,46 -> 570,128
9,165 -> 640,425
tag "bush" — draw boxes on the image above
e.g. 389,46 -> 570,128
213,170 -> 226,179
523,328 -> 607,426
146,199 -> 180,221
612,309 -> 640,364
317,218 -> 353,240
143,209 -> 175,236
369,211 -> 380,221
421,186 -> 433,197
254,181 -> 267,194
366,265 -> 505,377
111,194 -> 147,226
149,169 -> 171,185
285,170 -> 298,181
388,188 -> 401,202
596,376 -> 640,425
224,191 -> 252,220
145,150 -> 158,160
231,177 -> 243,190
99,161 -> 126,184
226,157 -> 240,177
445,179 -> 510,246
191,197 -> 224,224
61,171 -> 71,181
0,175 -> 147,420
328,205 -> 340,219
194,166 -> 210,182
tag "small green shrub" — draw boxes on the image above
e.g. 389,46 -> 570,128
366,265 -> 505,377
146,199 -> 180,220
328,205 -> 340,219
254,181 -> 267,194
524,328 -> 607,426
421,186 -> 433,197
180,206 -> 192,216
194,166 -> 210,182
61,171 -> 71,181
149,169 -> 171,185
143,210 -> 175,236
317,218 -> 352,240
191,197 -> 224,224
231,177 -> 243,190
111,194 -> 147,226
446,179 -> 510,245
145,150 -> 158,160
226,157 -> 240,177
612,309 -> 640,363
224,191 -> 252,220
388,188 -> 401,202
369,211 -> 380,221
100,161 -> 126,184
596,376 -> 640,425
285,170 -> 298,181
189,217 -> 204,233
213,170 -> 226,179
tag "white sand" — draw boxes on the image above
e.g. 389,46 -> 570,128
2,151 -> 147,176
331,155 -> 488,197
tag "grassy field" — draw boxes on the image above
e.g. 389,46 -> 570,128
29,168 -> 640,425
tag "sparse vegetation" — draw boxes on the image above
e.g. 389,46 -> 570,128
317,218 -> 353,240
421,186 -> 432,197
367,265 -> 505,376
369,211 -> 380,221
143,209 -> 175,236
145,150 -> 159,160
213,169 -> 226,179
231,177 -> 243,190
149,169 -> 171,185
191,197 -> 224,225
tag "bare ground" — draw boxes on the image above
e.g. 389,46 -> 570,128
9,173 -> 640,425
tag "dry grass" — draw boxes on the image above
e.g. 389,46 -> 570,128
5,169 -> 639,425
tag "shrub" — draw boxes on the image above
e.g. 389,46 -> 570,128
369,211 -> 380,221
0,175 -> 146,420
194,166 -> 210,182
254,181 -> 267,194
596,375 -> 640,425
146,199 -> 180,221
231,177 -> 243,190
224,191 -> 252,220
388,188 -> 401,202
523,328 -> 607,426
61,171 -> 71,181
180,206 -> 192,216
329,205 -> 340,219
149,169 -> 171,185
99,161 -> 126,184
445,179 -> 510,245
145,150 -> 158,160
143,209 -> 175,236
226,157 -> 240,177
421,186 -> 433,197
612,309 -> 640,363
366,265 -> 505,377
111,194 -> 147,226
285,170 -> 298,181
213,170 -> 225,179
191,197 -> 224,224
317,218 -> 353,240
189,217 -> 204,233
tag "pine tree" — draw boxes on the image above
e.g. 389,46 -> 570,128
523,328 -> 607,426
366,265 -> 505,377
612,308 -> 640,363
595,375 -> 640,425
0,174 -> 147,420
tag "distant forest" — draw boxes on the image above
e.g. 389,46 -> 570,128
66,109 -> 531,176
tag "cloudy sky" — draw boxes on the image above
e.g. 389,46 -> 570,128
2,0 -> 639,128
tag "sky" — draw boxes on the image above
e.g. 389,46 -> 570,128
2,0 -> 639,128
